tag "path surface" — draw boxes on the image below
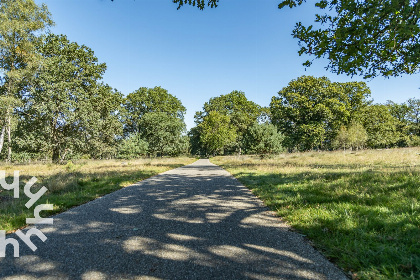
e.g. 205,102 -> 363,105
0,159 -> 348,280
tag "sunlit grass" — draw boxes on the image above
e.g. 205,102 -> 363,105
0,157 -> 196,232
212,147 -> 420,280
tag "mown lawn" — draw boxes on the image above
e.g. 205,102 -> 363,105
0,157 -> 196,233
212,148 -> 420,280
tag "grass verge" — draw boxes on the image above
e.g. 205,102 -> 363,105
0,157 -> 196,233
212,148 -> 419,280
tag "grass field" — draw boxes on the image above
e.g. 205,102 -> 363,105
0,157 -> 196,233
212,148 -> 420,280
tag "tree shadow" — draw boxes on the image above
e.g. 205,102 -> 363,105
232,168 -> 419,279
0,160 -> 347,279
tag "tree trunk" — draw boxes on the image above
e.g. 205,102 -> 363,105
7,114 -> 11,162
52,146 -> 60,163
6,65 -> 14,163
0,125 -> 5,155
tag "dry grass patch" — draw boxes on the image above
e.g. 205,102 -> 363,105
0,157 -> 196,232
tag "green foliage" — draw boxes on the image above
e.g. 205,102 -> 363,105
0,0 -> 54,160
198,111 -> 237,156
244,122 -> 284,156
407,98 -> 420,136
197,90 -> 261,135
407,135 -> 420,147
333,122 -> 367,150
81,83 -> 124,159
124,86 -> 186,135
171,0 -> 420,78
117,133 -> 148,159
15,34 -> 117,162
165,135 -> 190,157
386,98 -> 420,147
279,0 -> 420,78
139,112 -> 186,157
188,126 -> 204,156
195,90 -> 262,154
0,0 -> 54,76
172,0 -> 219,10
386,100 -> 411,146
360,104 -> 401,148
270,76 -> 370,151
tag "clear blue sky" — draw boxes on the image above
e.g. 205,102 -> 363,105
35,0 -> 419,130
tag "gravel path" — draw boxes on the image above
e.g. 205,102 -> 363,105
0,159 -> 348,280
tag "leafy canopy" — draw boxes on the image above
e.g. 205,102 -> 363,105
174,0 -> 420,78
139,112 -> 186,157
198,111 -> 237,155
280,0 -> 420,78
124,86 -> 186,135
172,0 -> 219,10
360,104 -> 400,148
0,0 -> 54,76
244,122 -> 284,156
194,90 -> 262,153
196,90 -> 261,135
0,0 -> 54,160
17,34 -> 117,161
270,75 -> 371,151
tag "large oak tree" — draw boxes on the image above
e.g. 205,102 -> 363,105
17,34 -> 121,162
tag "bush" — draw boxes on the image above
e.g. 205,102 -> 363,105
407,135 -> 420,147
117,134 -> 149,159
244,122 -> 284,156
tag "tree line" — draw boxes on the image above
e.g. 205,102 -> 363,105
190,78 -> 420,156
0,0 -> 190,162
1,0 -> 419,162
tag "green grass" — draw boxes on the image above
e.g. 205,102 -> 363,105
212,148 -> 420,280
0,157 -> 196,233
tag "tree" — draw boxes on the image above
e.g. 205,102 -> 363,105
244,122 -> 284,156
0,0 -> 53,161
386,100 -> 411,146
117,133 -> 148,159
333,126 -> 349,150
172,0 -> 219,10
270,76 -> 370,151
385,98 -> 420,147
333,122 -> 367,150
407,97 -> 420,136
347,122 -> 368,150
278,0 -> 420,78
360,104 -> 400,148
166,135 -> 190,157
0,95 -> 20,157
138,112 -> 186,157
17,34 -> 109,162
124,86 -> 186,135
111,0 -> 220,9
198,111 -> 237,156
195,90 -> 262,153
78,83 -> 124,159
188,126 -> 205,156
173,0 -> 420,78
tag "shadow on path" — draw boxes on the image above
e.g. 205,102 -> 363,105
0,159 -> 348,280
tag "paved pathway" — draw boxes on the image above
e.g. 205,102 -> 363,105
0,159 -> 348,280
